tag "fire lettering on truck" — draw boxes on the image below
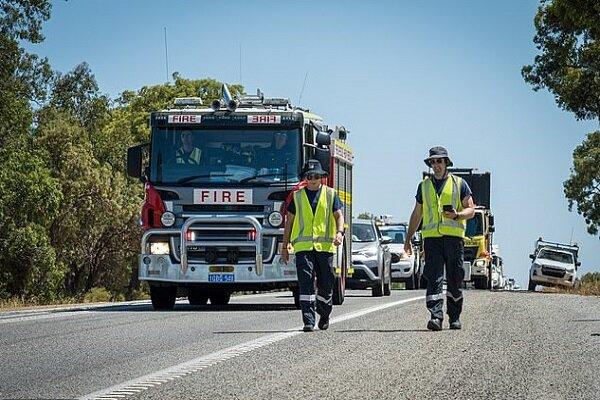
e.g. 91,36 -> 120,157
168,115 -> 201,124
194,189 -> 253,205
247,115 -> 281,124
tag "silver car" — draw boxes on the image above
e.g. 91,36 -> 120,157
347,219 -> 393,297
379,223 -> 423,290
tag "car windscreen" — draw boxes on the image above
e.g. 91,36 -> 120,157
352,224 -> 377,242
150,128 -> 301,185
537,250 -> 573,264
379,226 -> 406,244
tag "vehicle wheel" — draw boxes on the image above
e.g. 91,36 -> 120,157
333,276 -> 345,305
420,275 -> 428,289
528,279 -> 536,291
372,279 -> 384,297
150,285 -> 177,310
188,289 -> 208,306
473,277 -> 487,290
209,291 -> 231,305
291,287 -> 301,309
383,278 -> 391,296
405,274 -> 416,290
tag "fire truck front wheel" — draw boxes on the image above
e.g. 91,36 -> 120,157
150,285 -> 177,310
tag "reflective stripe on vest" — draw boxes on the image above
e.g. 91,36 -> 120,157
176,147 -> 202,164
290,186 -> 336,253
421,173 -> 466,238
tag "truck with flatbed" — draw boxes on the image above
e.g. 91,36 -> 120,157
528,238 -> 580,291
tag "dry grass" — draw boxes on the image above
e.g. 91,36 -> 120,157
541,280 -> 600,297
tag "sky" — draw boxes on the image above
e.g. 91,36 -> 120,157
29,0 -> 599,286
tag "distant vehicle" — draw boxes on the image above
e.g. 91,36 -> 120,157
528,238 -> 580,291
378,222 -> 423,289
348,219 -> 393,297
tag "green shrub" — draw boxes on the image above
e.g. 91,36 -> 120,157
83,287 -> 111,303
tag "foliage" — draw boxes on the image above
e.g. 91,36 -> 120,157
564,131 -> 600,235
522,0 -> 600,120
357,212 -> 373,220
83,287 -> 111,303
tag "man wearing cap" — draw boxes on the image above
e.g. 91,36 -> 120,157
282,160 -> 345,332
404,147 -> 475,331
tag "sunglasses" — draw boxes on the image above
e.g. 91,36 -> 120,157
306,173 -> 322,180
430,158 -> 445,165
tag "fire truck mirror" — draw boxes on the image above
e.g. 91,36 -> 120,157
314,147 -> 331,174
127,144 -> 144,180
315,131 -> 331,146
489,214 -> 495,227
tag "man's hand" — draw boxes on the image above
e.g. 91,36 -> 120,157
443,209 -> 458,220
282,244 -> 290,264
333,232 -> 343,247
403,241 -> 413,257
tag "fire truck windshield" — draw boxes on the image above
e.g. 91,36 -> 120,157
150,128 -> 301,185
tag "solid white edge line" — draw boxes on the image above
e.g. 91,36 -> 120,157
79,295 -> 424,400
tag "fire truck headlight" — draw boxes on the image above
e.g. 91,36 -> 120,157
161,211 -> 176,227
150,242 -> 170,255
474,259 -> 487,268
268,211 -> 283,228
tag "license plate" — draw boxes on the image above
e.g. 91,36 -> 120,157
208,274 -> 235,283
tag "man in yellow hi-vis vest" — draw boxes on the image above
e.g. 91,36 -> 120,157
405,147 -> 475,331
176,130 -> 202,165
282,160 -> 345,332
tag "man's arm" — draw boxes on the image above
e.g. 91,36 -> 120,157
281,211 -> 294,263
458,195 -> 475,220
404,202 -> 423,256
333,209 -> 345,246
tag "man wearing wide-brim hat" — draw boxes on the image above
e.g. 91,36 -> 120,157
404,146 -> 475,331
282,159 -> 345,332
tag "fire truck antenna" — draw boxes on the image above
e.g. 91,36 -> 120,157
298,71 -> 309,105
164,27 -> 170,83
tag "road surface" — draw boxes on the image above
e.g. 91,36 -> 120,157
0,289 -> 598,399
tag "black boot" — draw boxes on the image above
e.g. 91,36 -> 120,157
427,318 -> 442,331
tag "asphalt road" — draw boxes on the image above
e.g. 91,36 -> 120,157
0,289 -> 598,400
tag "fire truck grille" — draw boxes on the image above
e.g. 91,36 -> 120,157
185,238 -> 276,264
541,266 -> 566,278
464,246 -> 478,262
183,205 -> 265,213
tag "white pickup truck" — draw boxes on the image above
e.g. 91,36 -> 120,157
528,239 -> 580,291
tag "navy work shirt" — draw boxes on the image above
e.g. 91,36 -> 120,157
415,174 -> 472,205
287,186 -> 343,215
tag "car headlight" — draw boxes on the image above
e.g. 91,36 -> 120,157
268,211 -> 283,228
161,211 -> 176,227
474,259 -> 487,267
360,249 -> 378,258
150,242 -> 170,255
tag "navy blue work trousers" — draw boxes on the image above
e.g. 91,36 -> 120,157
295,250 -> 335,327
423,236 -> 464,322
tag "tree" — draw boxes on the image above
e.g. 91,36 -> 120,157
522,0 -> 600,120
357,212 -> 373,220
523,0 -> 600,236
564,131 -> 600,235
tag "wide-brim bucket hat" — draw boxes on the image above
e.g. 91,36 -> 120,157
424,146 -> 453,167
302,159 -> 329,177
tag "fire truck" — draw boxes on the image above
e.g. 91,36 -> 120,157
126,85 -> 354,310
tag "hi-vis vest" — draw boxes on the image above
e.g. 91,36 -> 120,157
176,147 -> 202,165
290,186 -> 337,253
421,173 -> 466,239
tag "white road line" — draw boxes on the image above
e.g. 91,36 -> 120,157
79,295 -> 424,400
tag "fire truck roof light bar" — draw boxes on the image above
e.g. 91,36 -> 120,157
174,97 -> 203,107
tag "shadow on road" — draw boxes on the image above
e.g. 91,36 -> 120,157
85,303 -> 298,313
334,328 -> 430,333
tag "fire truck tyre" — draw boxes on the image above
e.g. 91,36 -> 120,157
150,285 -> 177,310
188,289 -> 209,306
372,279 -> 384,297
528,279 -> 537,291
291,287 -> 301,309
209,291 -> 231,305
473,277 -> 487,290
333,276 -> 345,305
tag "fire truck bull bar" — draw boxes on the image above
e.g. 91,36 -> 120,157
141,216 -> 264,276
